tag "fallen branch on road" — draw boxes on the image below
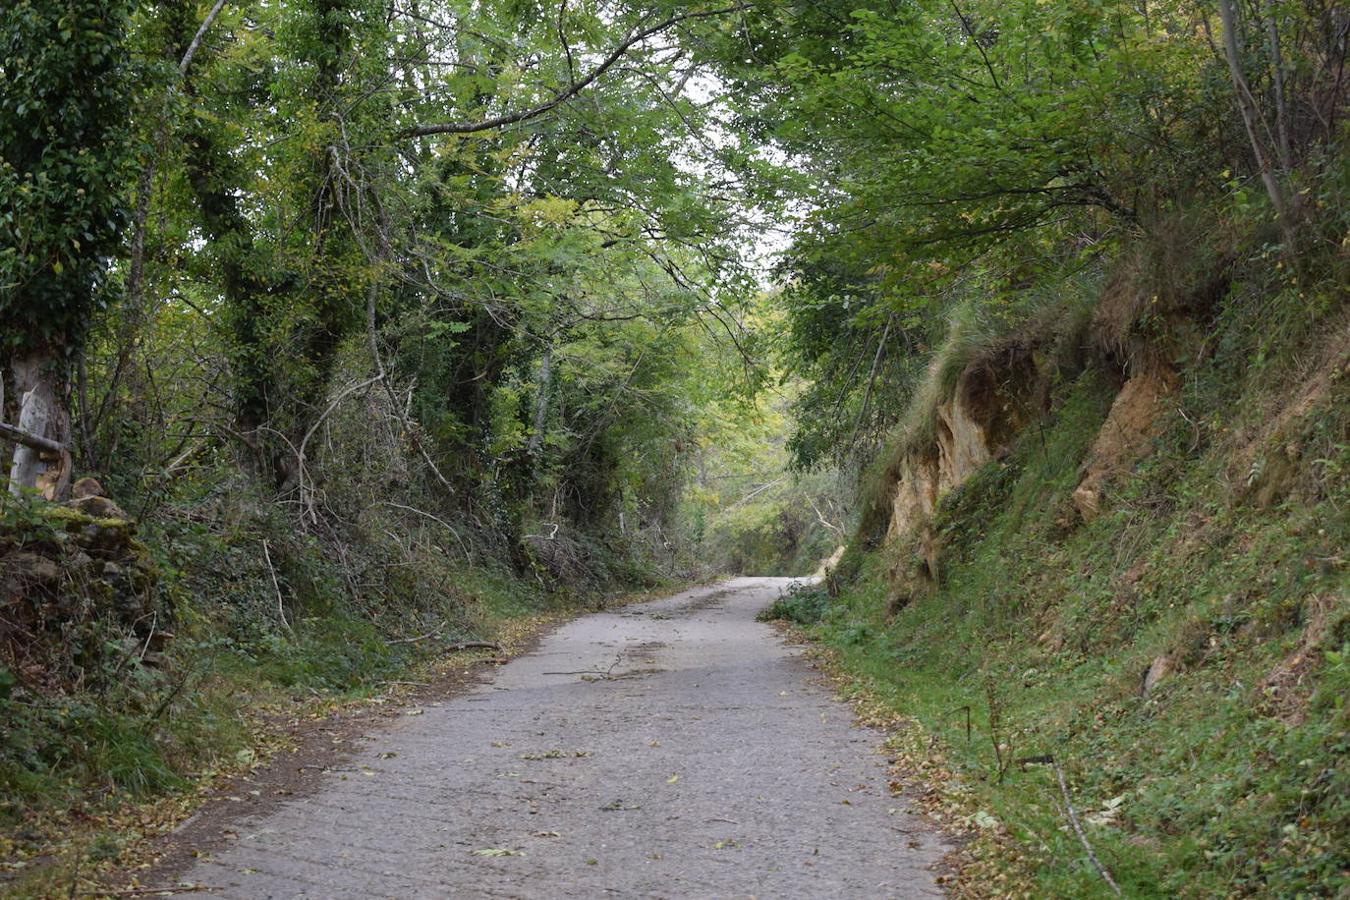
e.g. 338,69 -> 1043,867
87,886 -> 218,897
448,640 -> 502,652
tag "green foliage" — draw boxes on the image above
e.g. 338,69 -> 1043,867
702,0 -> 1344,469
0,490 -> 62,546
757,582 -> 829,626
0,0 -> 135,353
679,344 -> 850,576
61,0 -> 764,547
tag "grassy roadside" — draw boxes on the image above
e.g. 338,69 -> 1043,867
763,617 -> 1041,898
9,614 -> 562,899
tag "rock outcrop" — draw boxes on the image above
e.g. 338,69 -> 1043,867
1072,368 -> 1177,521
874,326 -> 1187,613
1,482 -> 161,687
868,296 -> 1197,615
887,352 -> 1037,543
879,349 -> 1041,611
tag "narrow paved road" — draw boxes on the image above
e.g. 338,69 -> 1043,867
173,578 -> 947,898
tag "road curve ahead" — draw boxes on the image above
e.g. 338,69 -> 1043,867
172,577 -> 948,898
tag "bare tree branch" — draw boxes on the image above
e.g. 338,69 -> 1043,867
0,421 -> 66,455
402,4 -> 749,138
179,0 -> 228,74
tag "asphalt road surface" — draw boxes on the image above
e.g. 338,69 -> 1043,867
169,577 -> 947,898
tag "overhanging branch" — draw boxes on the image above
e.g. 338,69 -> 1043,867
401,4 -> 749,139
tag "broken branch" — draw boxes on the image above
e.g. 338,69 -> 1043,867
1051,759 -> 1122,895
0,421 -> 65,455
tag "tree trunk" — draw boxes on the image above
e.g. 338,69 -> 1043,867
1260,0 -> 1293,177
527,347 -> 553,458
8,353 -> 73,500
1216,0 -> 1297,251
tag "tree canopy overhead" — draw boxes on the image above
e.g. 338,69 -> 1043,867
0,0 -> 1343,539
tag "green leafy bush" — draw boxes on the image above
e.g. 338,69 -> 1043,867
757,582 -> 830,626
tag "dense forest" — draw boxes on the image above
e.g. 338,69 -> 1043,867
1,0 -> 1346,896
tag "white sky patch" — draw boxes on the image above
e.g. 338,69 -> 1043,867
676,70 -> 800,284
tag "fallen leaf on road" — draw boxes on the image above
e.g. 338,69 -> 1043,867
600,799 -> 642,811
471,848 -> 523,857
667,773 -> 679,784
520,749 -> 592,760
